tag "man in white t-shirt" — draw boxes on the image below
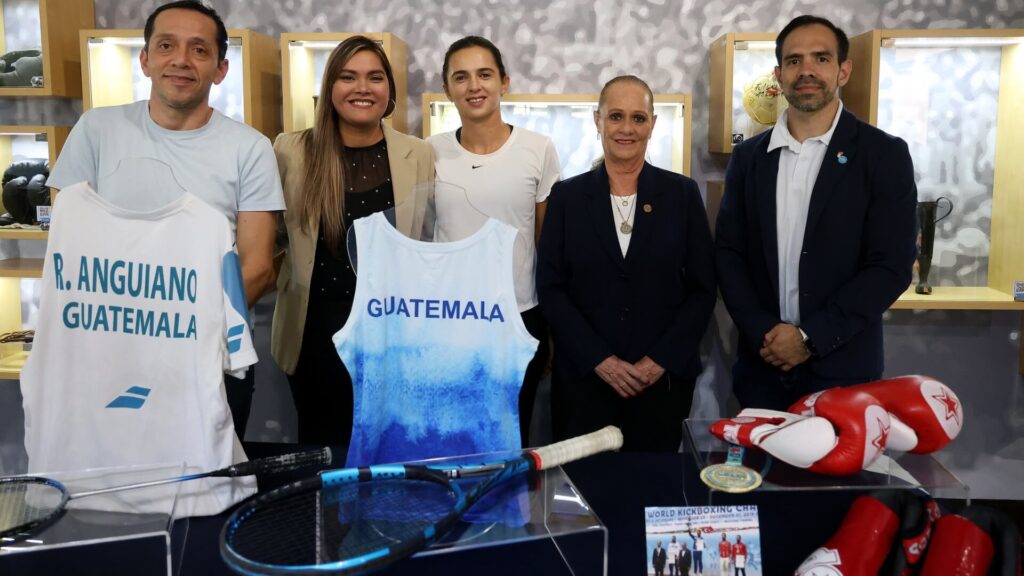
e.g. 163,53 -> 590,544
668,535 -> 682,576
48,0 -> 284,436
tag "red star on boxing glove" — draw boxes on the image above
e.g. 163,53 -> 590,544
791,375 -> 963,454
931,389 -> 961,427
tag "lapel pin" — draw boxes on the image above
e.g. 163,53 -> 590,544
643,204 -> 652,213
837,151 -> 848,165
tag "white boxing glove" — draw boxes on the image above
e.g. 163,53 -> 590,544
711,388 -> 890,476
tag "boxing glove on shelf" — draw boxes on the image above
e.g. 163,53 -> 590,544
791,375 -> 962,454
710,388 -> 890,475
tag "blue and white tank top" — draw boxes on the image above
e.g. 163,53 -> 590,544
335,211 -> 538,468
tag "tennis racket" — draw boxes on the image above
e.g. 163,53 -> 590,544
219,426 -> 623,575
0,447 -> 332,544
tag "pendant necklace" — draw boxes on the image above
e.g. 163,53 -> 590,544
611,188 -> 637,235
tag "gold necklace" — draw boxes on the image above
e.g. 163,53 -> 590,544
612,192 -> 637,234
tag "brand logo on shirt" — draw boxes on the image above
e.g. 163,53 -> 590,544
367,296 -> 505,323
106,386 -> 152,409
471,164 -> 484,169
227,324 -> 246,352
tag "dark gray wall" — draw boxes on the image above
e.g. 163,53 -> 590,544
1,0 -> 1022,499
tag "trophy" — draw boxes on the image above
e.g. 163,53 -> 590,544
915,197 -> 953,295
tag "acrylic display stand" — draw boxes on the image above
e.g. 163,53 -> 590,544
392,449 -> 609,575
0,462 -> 183,575
682,419 -> 969,506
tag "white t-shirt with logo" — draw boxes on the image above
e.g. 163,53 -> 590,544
429,127 -> 560,312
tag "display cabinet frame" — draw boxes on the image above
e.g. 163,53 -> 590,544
0,124 -> 68,379
79,28 -> 281,139
281,32 -> 408,134
708,32 -> 778,154
844,28 -> 1024,311
0,0 -> 93,97
422,92 -> 692,178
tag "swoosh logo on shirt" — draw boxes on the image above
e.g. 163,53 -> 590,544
471,164 -> 483,169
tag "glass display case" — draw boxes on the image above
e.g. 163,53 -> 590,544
422,93 -> 691,179
405,455 -> 607,574
0,0 -> 93,97
281,32 -> 408,134
80,28 -> 281,139
0,462 -> 182,575
0,125 -> 68,379
708,32 -> 778,154
845,29 -> 1024,311
683,419 -> 969,506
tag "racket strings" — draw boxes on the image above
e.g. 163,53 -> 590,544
0,481 -> 64,536
225,479 -> 457,567
228,488 -> 323,565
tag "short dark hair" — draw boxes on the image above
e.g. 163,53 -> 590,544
775,15 -> 849,65
442,36 -> 507,86
144,0 -> 229,63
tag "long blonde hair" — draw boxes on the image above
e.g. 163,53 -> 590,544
301,36 -> 397,257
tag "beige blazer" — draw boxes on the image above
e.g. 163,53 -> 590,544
271,125 -> 435,374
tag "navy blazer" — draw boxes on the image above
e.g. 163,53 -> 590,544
715,108 -> 917,380
537,162 -> 716,382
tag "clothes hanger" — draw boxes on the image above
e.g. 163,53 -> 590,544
95,157 -> 187,212
348,180 -> 515,275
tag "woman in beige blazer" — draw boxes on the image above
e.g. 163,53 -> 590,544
271,36 -> 434,446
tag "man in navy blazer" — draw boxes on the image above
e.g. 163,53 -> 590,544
715,15 -> 917,410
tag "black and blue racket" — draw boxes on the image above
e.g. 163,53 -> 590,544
0,448 -> 332,545
219,426 -> 623,575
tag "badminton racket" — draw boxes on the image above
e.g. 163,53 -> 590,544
219,426 -> 622,575
0,447 -> 332,544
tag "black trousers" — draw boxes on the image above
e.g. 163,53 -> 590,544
224,370 -> 254,440
519,306 -> 549,447
287,340 -> 354,448
552,368 -> 695,452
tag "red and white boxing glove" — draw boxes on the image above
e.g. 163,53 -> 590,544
709,410 -> 838,469
794,494 -> 901,576
710,388 -> 890,475
921,506 -> 1022,576
791,375 -> 963,454
920,513 -> 994,576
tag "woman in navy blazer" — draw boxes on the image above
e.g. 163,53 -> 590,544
537,76 -> 716,451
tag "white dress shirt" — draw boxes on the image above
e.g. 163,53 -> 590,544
768,102 -> 844,324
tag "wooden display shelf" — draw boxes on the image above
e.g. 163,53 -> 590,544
844,28 -> 1024,317
0,228 -> 46,240
0,125 -> 70,165
0,125 -> 70,216
0,258 -> 43,278
892,286 -> 1024,311
0,351 -> 28,380
708,32 -> 778,154
281,32 -> 408,134
80,28 -> 281,139
0,275 -> 27,379
0,0 -> 93,97
422,92 -> 692,177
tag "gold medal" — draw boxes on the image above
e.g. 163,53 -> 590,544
700,445 -> 762,493
700,463 -> 762,493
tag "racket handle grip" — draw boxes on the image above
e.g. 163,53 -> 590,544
532,426 -> 623,470
225,447 -> 333,477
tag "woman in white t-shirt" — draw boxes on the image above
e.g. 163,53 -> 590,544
428,36 -> 560,446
